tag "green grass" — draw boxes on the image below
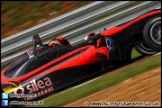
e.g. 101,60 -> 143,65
131,48 -> 142,59
29,54 -> 160,107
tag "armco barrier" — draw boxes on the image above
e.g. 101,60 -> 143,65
1,1 -> 161,67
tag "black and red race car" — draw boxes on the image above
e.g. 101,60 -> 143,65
1,9 -> 161,101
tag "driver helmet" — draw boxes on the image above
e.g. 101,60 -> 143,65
48,36 -> 63,47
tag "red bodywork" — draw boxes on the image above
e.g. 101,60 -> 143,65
1,45 -> 109,84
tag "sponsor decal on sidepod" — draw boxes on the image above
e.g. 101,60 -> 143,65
11,77 -> 54,100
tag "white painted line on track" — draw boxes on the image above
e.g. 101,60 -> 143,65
70,77 -> 100,89
153,52 -> 161,56
55,90 -> 68,95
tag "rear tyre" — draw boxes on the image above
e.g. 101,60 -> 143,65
134,42 -> 157,55
143,15 -> 161,52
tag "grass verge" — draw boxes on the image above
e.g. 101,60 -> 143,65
29,54 -> 160,107
131,48 -> 141,59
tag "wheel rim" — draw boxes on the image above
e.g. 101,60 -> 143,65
150,21 -> 161,45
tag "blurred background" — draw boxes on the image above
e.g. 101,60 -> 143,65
1,1 -> 161,72
1,1 -> 92,38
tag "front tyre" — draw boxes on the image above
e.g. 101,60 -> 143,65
134,42 -> 157,55
143,15 -> 161,52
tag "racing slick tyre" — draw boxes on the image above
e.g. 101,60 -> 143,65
134,42 -> 157,55
143,15 -> 161,52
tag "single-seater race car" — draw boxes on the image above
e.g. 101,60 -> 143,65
1,9 -> 161,101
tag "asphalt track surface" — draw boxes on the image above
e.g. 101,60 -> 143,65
64,55 -> 161,107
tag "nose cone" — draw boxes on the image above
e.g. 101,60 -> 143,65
2,81 -> 20,93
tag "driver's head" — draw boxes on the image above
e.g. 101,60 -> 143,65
48,39 -> 62,47
56,36 -> 65,41
48,36 -> 65,47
